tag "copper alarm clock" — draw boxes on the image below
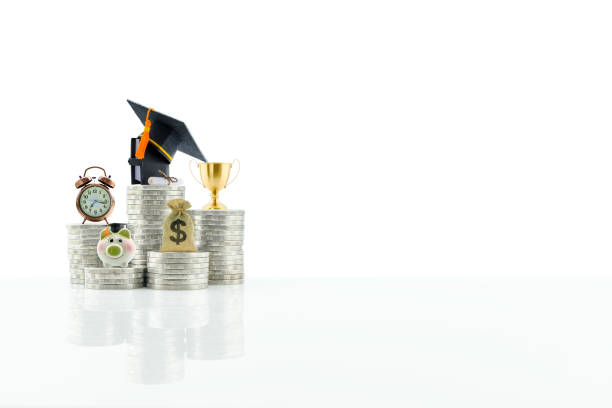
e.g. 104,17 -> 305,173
75,166 -> 115,224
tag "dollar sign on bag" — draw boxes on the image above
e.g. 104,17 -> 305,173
170,219 -> 187,245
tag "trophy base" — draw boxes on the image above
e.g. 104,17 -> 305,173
204,202 -> 228,210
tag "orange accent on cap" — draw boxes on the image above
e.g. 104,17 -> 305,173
135,108 -> 154,159
103,226 -> 110,237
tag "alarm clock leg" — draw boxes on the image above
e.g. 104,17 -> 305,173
82,218 -> 86,224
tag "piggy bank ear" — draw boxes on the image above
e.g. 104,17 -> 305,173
100,226 -> 110,240
118,229 -> 131,239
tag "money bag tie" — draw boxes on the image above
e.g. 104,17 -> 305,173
160,198 -> 197,252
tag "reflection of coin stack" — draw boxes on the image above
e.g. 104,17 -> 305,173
191,210 -> 245,285
127,311 -> 186,384
68,286 -> 130,346
147,289 -> 209,329
66,224 -> 104,285
126,185 -> 185,273
85,267 -> 145,289
146,251 -> 209,290
187,285 -> 244,360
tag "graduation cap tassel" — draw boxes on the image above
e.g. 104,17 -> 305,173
135,108 -> 154,159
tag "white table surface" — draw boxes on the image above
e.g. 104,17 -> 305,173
0,276 -> 610,407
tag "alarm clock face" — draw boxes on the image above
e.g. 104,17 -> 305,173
79,185 -> 112,218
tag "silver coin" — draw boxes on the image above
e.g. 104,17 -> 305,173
85,267 -> 137,273
127,209 -> 172,215
147,283 -> 208,290
191,214 -> 244,219
127,215 -> 167,221
190,212 -> 244,217
147,263 -> 209,270
190,215 -> 244,220
147,264 -> 209,270
193,222 -> 244,226
146,253 -> 208,259
67,237 -> 100,243
127,202 -> 172,207
130,236 -> 163,241
132,242 -> 162,247
127,226 -> 163,231
131,239 -> 162,244
192,222 -> 245,227
126,201 -> 173,206
209,267 -> 244,272
197,249 -> 243,255
68,254 -> 102,266
209,269 -> 244,275
209,264 -> 243,270
67,245 -> 99,251
146,273 -> 206,279
147,258 -> 208,269
66,224 -> 108,230
69,262 -> 102,267
147,277 -> 208,285
208,279 -> 244,285
208,254 -> 243,259
146,264 -> 208,270
85,283 -> 144,289
134,244 -> 162,249
146,271 -> 207,278
67,248 -> 98,253
85,268 -> 145,275
84,272 -> 145,280
196,241 -> 243,246
148,251 -> 209,259
193,234 -> 244,240
194,220 -> 245,224
191,218 -> 244,222
127,185 -> 185,190
125,191 -> 184,197
208,257 -> 243,263
194,236 -> 243,241
86,278 -> 145,284
208,274 -> 244,279
194,229 -> 244,234
68,256 -> 100,262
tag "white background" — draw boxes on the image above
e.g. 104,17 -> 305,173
1,0 -> 611,278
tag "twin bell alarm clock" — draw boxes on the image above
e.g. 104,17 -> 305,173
74,166 -> 115,224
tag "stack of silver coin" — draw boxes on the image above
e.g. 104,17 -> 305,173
126,185 -> 185,272
67,224 -> 104,285
146,251 -> 209,290
84,267 -> 145,289
191,209 -> 245,285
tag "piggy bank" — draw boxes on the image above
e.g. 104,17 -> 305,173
97,225 -> 136,267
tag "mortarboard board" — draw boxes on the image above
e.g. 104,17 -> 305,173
108,223 -> 127,233
127,100 -> 206,184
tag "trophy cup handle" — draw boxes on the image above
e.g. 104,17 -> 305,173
189,159 -> 204,186
227,159 -> 241,185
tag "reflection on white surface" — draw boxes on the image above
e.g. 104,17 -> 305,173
187,285 -> 244,360
68,285 -> 244,384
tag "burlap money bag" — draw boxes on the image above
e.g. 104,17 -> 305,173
160,198 -> 197,252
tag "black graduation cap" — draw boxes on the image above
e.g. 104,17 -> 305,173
109,223 -> 127,233
127,100 -> 206,184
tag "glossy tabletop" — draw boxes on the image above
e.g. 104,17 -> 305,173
0,277 -> 610,407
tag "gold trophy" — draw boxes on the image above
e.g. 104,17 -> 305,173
189,159 -> 240,209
